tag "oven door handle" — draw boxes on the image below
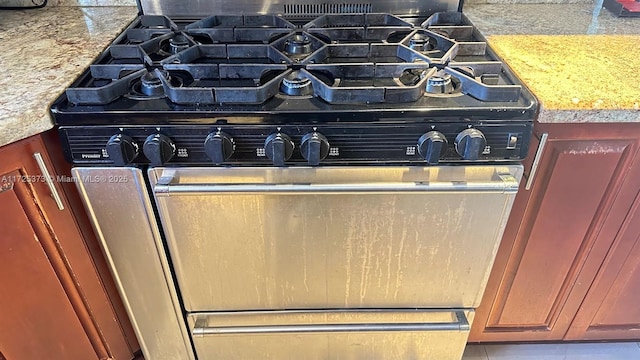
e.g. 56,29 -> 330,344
154,176 -> 519,196
192,311 -> 470,336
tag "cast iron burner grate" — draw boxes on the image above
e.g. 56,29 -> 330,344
65,12 -> 522,106
302,13 -> 414,43
185,15 -> 296,43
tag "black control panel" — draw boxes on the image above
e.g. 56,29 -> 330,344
59,122 -> 532,166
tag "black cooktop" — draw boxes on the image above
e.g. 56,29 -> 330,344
52,12 -> 536,123
51,12 -> 537,167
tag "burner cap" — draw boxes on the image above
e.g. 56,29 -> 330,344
426,71 -> 455,94
284,34 -> 313,55
140,70 -> 169,96
408,33 -> 436,52
280,71 -> 313,96
169,34 -> 190,54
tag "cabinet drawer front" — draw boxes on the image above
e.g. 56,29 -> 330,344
188,309 -> 472,360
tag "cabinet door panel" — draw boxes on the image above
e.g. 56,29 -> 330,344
565,188 -> 640,340
0,170 -> 98,360
471,134 -> 639,341
496,140 -> 625,326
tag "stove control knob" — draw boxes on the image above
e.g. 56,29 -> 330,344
417,131 -> 448,165
106,134 -> 139,166
204,131 -> 235,164
301,132 -> 330,166
455,128 -> 487,161
264,133 -> 294,166
143,134 -> 176,166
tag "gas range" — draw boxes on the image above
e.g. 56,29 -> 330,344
60,3 -> 537,359
51,9 -> 537,167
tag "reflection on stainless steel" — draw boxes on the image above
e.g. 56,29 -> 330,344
73,167 -> 195,360
140,0 -> 459,17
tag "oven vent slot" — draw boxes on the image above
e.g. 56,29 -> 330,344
283,3 -> 373,15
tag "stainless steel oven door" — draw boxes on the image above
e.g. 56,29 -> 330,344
149,165 -> 522,312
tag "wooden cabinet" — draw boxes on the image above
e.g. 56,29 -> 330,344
565,187 -> 640,340
470,123 -> 640,342
0,134 -> 138,360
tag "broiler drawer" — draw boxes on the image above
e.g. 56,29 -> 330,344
187,309 -> 473,359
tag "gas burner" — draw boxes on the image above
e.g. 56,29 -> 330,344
136,33 -> 197,63
272,32 -> 327,62
284,34 -> 313,56
401,30 -> 457,64
408,33 -> 436,52
425,71 -> 457,95
169,34 -> 190,54
157,34 -> 195,57
280,71 -> 313,96
141,70 -> 168,96
126,70 -> 182,100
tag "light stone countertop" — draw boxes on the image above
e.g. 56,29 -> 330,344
465,3 -> 640,35
0,6 -> 137,147
465,3 -> 640,123
488,35 -> 640,123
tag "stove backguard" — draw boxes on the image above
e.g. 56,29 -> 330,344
137,0 -> 463,19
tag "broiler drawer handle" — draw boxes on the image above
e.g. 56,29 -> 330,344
192,311 -> 470,336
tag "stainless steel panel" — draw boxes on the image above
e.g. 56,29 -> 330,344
33,152 -> 65,211
525,132 -> 549,191
149,166 -> 522,311
73,168 -> 195,360
187,309 -> 473,359
139,0 -> 460,18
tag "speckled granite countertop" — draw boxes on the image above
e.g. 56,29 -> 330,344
465,3 -> 640,123
487,35 -> 640,123
465,3 -> 640,35
0,6 -> 137,147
